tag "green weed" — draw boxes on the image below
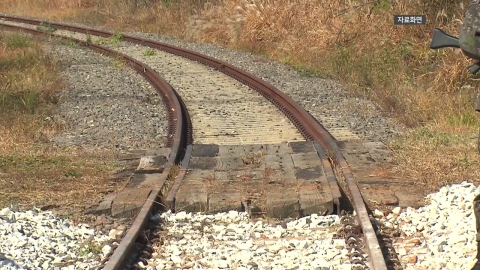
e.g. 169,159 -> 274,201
5,33 -> 30,49
448,112 -> 478,127
36,21 -> 57,33
109,32 -> 124,45
78,243 -> 102,256
95,38 -> 107,45
144,49 -> 156,56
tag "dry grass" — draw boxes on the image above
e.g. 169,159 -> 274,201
241,150 -> 265,165
389,124 -> 480,193
2,0 -> 480,193
161,163 -> 181,200
0,31 -> 121,212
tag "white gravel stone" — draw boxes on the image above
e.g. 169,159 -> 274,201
0,208 -> 121,269
375,181 -> 480,269
146,210 -> 351,269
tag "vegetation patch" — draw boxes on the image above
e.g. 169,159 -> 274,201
144,48 -> 156,56
0,31 -> 121,212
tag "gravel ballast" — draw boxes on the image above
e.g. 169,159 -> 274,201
374,181 -> 480,270
46,43 -> 168,152
0,208 -> 123,270
145,211 -> 352,270
1,184 -> 479,269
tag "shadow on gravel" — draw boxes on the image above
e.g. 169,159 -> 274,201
0,252 -> 23,269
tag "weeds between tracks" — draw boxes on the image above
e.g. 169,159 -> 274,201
0,32 -> 120,218
2,0 -> 480,193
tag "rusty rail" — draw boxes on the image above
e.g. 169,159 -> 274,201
0,14 -> 388,270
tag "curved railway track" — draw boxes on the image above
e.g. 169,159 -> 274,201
0,14 -> 399,270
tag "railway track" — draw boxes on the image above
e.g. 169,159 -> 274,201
0,14 -> 401,270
